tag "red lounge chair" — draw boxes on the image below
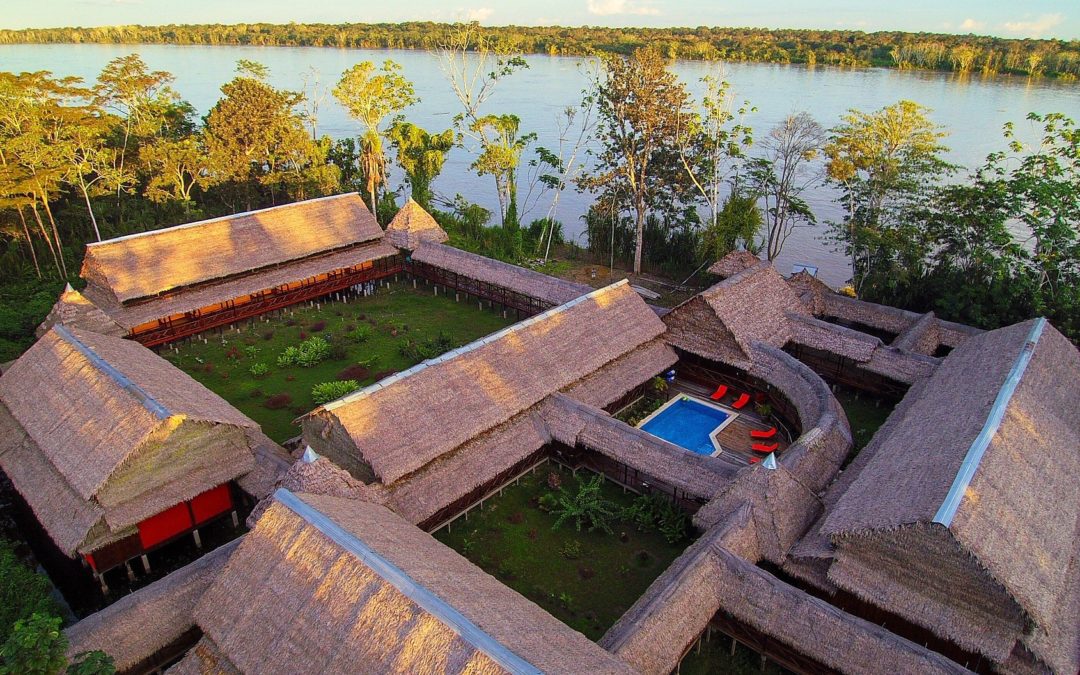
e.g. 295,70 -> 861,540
732,392 -> 751,409
748,456 -> 761,464
752,442 -> 779,453
750,427 -> 778,440
710,384 -> 729,400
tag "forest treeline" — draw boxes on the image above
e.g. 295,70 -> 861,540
2,22 -> 1080,79
0,38 -> 1077,367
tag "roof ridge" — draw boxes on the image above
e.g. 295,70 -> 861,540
52,325 -> 171,420
933,318 -> 1047,526
275,489 -> 542,675
322,280 -> 631,411
86,193 -> 360,248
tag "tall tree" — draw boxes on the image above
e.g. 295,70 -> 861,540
386,122 -> 454,210
580,47 -> 691,274
824,100 -> 953,294
676,74 -> 754,232
748,112 -> 825,261
469,114 -> 535,227
332,60 -> 417,222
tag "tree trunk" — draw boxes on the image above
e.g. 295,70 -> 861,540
633,203 -> 645,275
80,178 -> 103,242
18,208 -> 42,278
30,202 -> 62,278
369,183 -> 379,225
39,189 -> 69,279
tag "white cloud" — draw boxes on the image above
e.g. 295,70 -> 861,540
960,18 -> 985,32
1002,13 -> 1063,37
460,7 -> 494,22
586,0 -> 661,17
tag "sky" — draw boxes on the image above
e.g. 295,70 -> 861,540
2,0 -> 1077,40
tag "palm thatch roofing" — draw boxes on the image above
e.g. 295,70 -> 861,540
64,539 -> 239,672
35,284 -> 125,338
306,281 -> 666,485
81,193 -> 383,304
83,241 -> 400,331
0,326 -> 258,554
663,261 -> 806,368
193,490 -> 632,674
819,319 -> 1080,673
410,242 -> 592,307
248,451 -> 383,526
707,250 -> 762,279
384,198 -> 449,250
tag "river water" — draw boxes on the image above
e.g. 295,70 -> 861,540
3,43 -> 1078,287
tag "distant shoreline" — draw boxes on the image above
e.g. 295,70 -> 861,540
2,22 -> 1077,81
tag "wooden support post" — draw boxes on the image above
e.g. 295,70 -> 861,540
192,529 -> 203,549
231,510 -> 240,528
141,555 -> 151,574
124,560 -> 136,581
759,654 -> 766,672
413,279 -> 417,289
731,637 -> 737,655
96,573 -> 109,594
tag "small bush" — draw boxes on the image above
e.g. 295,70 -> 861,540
249,389 -> 263,399
203,362 -> 214,373
537,493 -> 558,513
285,319 -> 297,327
225,346 -> 242,360
249,362 -> 270,378
336,364 -> 370,381
311,380 -> 361,405
560,540 -> 583,560
527,528 -> 538,540
635,549 -> 655,568
285,374 -> 295,381
309,320 -> 327,332
398,332 -> 456,361
263,393 -> 293,410
243,345 -> 260,359
577,565 -> 595,580
372,369 -> 397,381
277,336 -> 331,368
298,331 -> 308,340
546,471 -> 562,490
507,511 -> 524,524
262,330 -> 275,341
346,326 -> 371,343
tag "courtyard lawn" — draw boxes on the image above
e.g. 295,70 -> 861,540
434,463 -> 692,641
162,282 -> 514,442
835,387 -> 894,464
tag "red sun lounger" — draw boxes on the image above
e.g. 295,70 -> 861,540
748,456 -> 761,464
752,442 -> 779,453
750,427 -> 778,440
732,392 -> 751,409
710,384 -> 729,400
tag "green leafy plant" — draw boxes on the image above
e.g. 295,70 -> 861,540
537,493 -> 558,513
346,326 -> 371,343
551,474 -> 618,535
243,345 -> 260,359
311,380 -> 360,405
277,336 -> 331,368
559,540 -> 583,560
248,362 -> 270,378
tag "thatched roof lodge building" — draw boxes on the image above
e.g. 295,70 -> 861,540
4,203 -> 1075,674
0,325 -> 285,585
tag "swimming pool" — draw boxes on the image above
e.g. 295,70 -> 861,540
638,396 -> 736,456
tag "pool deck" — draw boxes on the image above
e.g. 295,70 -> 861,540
668,382 -> 791,465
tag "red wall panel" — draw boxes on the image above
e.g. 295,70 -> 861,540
190,484 -> 233,525
138,502 -> 193,549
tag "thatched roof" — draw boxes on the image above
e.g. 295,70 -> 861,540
81,193 -> 382,304
384,199 -> 449,250
247,452 -> 382,526
64,539 -> 239,672
193,490 -> 632,674
306,281 -> 666,485
559,338 -> 677,410
84,240 -> 399,331
663,262 -> 805,368
707,250 -> 762,279
35,284 -> 125,338
410,242 -> 591,307
384,411 -> 550,526
0,326 -> 257,554
820,319 -> 1080,672
600,506 -> 759,673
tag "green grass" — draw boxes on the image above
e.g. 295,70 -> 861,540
163,282 -> 514,442
834,388 -> 894,461
434,463 -> 692,641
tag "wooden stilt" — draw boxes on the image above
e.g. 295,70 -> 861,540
193,529 -> 203,549
231,510 -> 240,528
141,555 -> 151,574
124,561 -> 136,581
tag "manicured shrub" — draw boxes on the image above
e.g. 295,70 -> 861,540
263,393 -> 293,410
346,326 -> 370,343
262,330 -> 275,341
243,345 -> 260,359
277,336 -> 331,368
249,362 -> 270,378
311,380 -> 360,405
309,320 -> 327,332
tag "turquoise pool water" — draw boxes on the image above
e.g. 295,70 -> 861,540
640,398 -> 730,455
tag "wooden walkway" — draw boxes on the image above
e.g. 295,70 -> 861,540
670,382 -> 791,466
